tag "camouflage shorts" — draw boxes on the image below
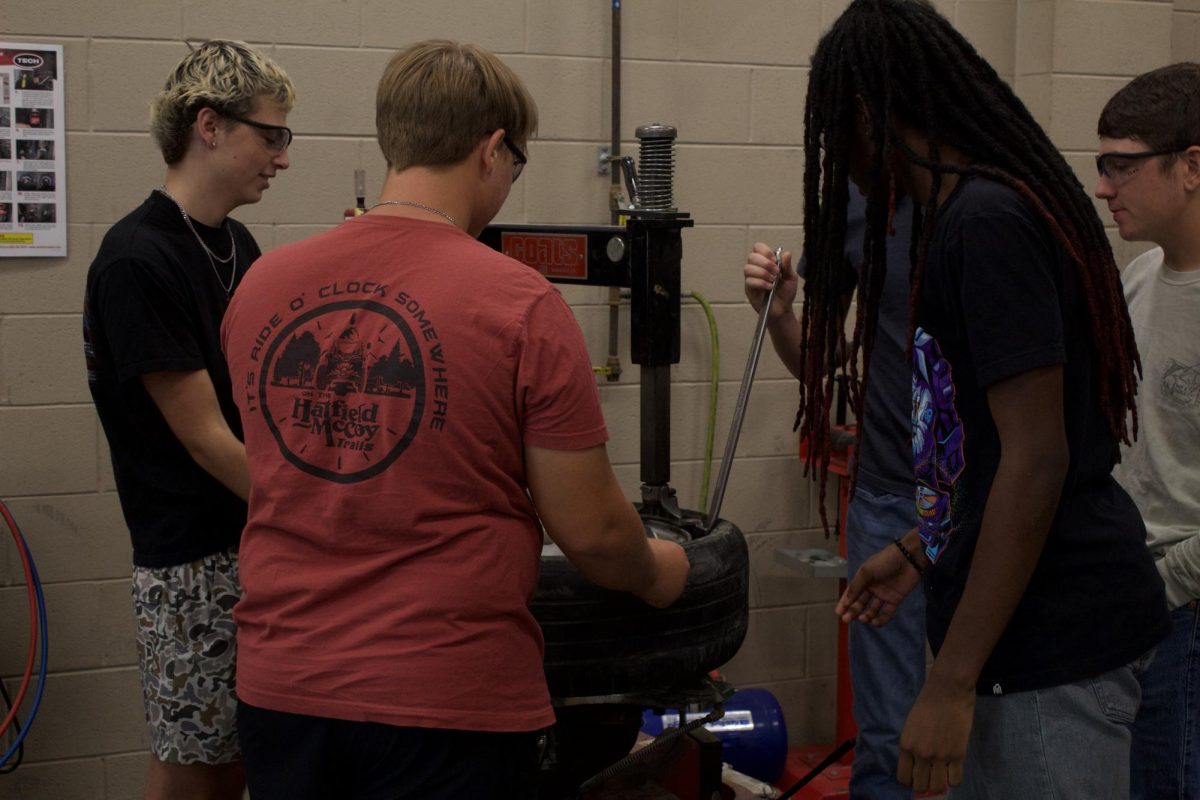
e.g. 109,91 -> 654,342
132,548 -> 241,765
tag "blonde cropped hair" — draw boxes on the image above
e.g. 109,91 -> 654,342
150,40 -> 295,165
376,40 -> 538,171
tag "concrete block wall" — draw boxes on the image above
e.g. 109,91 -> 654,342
0,1 -> 1176,796
1016,0 -> 1175,265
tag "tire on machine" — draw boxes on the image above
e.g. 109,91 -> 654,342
532,517 -> 750,699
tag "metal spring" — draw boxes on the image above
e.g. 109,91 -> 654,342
636,124 -> 676,211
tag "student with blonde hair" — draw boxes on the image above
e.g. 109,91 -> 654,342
83,40 -> 294,800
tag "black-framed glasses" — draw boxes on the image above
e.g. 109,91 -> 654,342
227,114 -> 293,153
502,136 -> 527,182
1095,148 -> 1180,184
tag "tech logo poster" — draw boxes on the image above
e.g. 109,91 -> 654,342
0,42 -> 68,257
251,292 -> 448,484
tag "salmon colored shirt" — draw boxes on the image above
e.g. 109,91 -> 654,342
222,216 -> 608,732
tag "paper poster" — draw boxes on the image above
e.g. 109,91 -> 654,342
0,43 -> 66,258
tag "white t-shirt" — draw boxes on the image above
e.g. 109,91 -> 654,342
1113,246 -> 1200,609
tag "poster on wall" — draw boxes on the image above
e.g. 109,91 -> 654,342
0,42 -> 66,258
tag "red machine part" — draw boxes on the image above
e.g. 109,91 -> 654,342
783,427 -> 855,799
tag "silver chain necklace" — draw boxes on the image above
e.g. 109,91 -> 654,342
370,199 -> 458,228
155,186 -> 238,301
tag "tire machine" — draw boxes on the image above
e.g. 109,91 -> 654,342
479,124 -> 694,528
480,126 -> 742,800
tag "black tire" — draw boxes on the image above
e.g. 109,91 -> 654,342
532,517 -> 749,698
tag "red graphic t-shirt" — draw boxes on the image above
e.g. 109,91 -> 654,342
222,215 -> 608,732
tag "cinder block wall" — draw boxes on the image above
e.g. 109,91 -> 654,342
0,1 -> 1175,796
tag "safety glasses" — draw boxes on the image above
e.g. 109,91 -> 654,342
227,114 -> 293,153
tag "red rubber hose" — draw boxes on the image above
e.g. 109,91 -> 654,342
0,501 -> 37,739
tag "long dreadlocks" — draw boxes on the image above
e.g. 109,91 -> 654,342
797,0 -> 1141,528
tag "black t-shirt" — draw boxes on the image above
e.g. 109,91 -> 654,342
84,191 -> 259,568
915,175 -> 1169,694
846,192 -> 916,496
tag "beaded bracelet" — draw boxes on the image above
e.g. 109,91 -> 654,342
893,537 -> 926,577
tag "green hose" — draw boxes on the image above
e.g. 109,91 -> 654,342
687,291 -> 720,509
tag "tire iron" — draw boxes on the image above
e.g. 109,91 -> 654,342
704,247 -> 782,532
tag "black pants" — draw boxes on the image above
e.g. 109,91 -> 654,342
237,701 -> 540,799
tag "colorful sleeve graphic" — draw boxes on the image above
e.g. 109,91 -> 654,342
912,328 -> 965,564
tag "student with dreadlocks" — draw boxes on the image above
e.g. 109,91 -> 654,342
744,191 -> 924,800
1095,63 -> 1200,800
802,0 -> 1170,795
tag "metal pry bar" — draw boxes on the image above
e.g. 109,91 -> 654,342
704,247 -> 782,531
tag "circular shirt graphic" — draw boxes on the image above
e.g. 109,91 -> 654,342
259,299 -> 425,483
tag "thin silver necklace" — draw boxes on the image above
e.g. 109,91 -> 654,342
370,199 -> 458,228
155,186 -> 238,300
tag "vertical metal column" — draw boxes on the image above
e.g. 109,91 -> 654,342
628,217 -> 683,490
605,0 -> 625,382
627,125 -> 690,516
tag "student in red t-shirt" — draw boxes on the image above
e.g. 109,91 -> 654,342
220,40 -> 690,800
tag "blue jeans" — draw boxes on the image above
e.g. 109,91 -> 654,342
846,482 -> 926,800
1131,601 -> 1200,800
951,653 -> 1153,800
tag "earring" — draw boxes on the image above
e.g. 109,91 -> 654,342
210,139 -> 217,149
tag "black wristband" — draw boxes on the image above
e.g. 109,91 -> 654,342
893,537 -> 925,576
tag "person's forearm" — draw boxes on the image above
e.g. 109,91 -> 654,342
899,527 -> 931,571
928,451 -> 1067,690
1161,533 -> 1200,608
188,428 -> 251,501
141,371 -> 251,502
558,502 -> 659,594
